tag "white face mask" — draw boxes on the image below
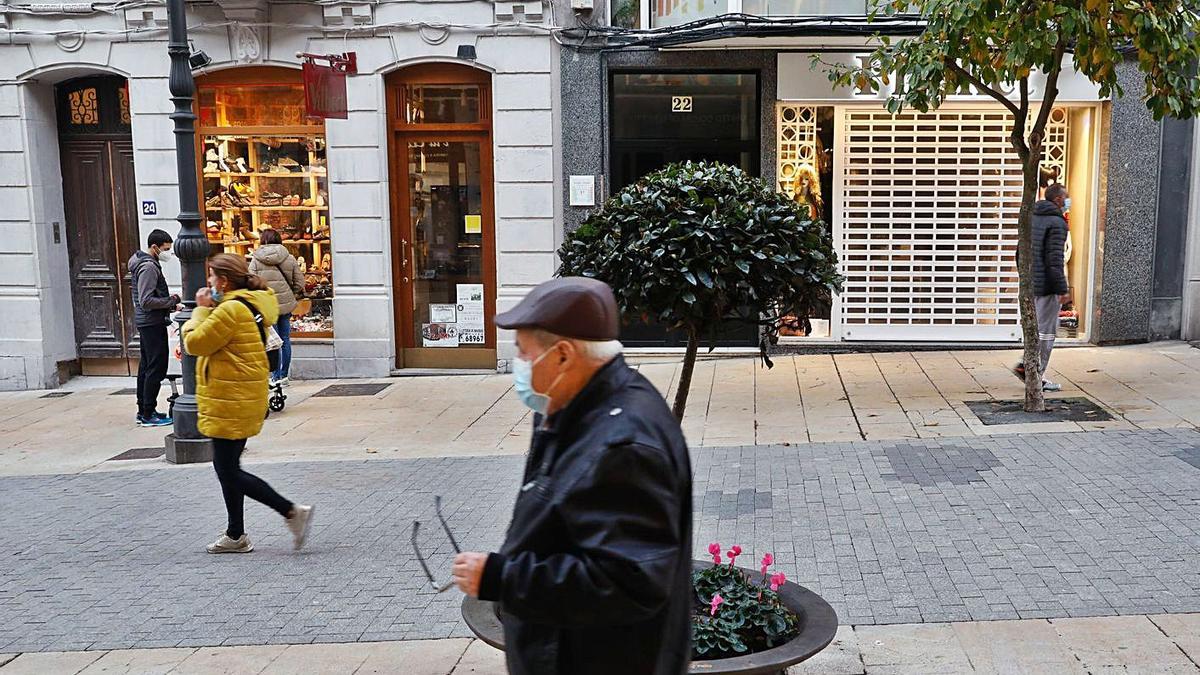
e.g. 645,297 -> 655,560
1062,198 -> 1072,212
157,249 -> 175,263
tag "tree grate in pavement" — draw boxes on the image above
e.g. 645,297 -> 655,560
110,388 -> 137,395
699,488 -> 772,517
110,447 -> 165,461
312,383 -> 392,398
875,444 -> 1003,486
1175,447 -> 1200,470
965,397 -> 1114,425
39,391 -> 71,399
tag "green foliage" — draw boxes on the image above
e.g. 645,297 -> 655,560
557,161 -> 842,342
691,563 -> 799,660
819,0 -> 1200,122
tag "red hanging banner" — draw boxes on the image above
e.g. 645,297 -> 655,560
299,52 -> 358,120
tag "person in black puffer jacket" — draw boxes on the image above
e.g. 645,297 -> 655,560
1014,183 -> 1071,391
128,229 -> 181,427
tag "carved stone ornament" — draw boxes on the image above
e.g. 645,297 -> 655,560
233,24 -> 261,62
55,19 -> 86,52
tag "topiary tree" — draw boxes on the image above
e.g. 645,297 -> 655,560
816,0 -> 1200,412
558,161 -> 842,420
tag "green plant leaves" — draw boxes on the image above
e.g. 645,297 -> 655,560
690,563 -> 800,661
557,160 -> 843,346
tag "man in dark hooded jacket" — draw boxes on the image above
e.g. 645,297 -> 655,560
451,277 -> 692,675
127,229 -> 180,427
1014,183 -> 1071,391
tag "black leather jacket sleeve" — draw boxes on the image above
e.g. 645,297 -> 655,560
483,442 -> 683,628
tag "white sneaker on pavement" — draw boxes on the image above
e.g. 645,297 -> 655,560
286,504 -> 314,550
1042,380 -> 1062,392
206,533 -> 253,554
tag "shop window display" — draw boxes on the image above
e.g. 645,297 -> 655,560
197,79 -> 334,337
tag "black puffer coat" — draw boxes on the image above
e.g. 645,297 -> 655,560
478,355 -> 693,675
1031,200 -> 1069,297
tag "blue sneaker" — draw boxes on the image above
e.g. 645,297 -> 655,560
138,413 -> 172,428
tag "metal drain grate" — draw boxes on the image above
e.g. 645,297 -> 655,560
110,388 -> 137,395
965,397 -> 1114,425
312,383 -> 392,398
39,391 -> 72,399
110,447 -> 165,461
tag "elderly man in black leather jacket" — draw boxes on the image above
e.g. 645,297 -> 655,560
452,277 -> 693,675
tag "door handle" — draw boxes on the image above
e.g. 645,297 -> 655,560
401,238 -> 410,283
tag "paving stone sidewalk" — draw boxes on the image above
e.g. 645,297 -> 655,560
3,342 -> 1200,477
1,429 -> 1198,654
2,613 -> 1199,674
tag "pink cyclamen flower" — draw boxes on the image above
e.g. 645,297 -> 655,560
708,542 -> 722,565
726,545 -> 742,564
769,572 -> 787,592
760,553 -> 774,575
709,593 -> 724,616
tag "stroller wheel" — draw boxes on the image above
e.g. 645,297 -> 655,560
269,395 -> 286,412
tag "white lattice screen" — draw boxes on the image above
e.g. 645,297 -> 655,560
1042,107 -> 1069,187
777,105 -> 819,199
838,107 -> 1037,340
772,104 -> 1070,341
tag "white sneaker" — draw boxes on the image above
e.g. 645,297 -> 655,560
206,533 -> 253,554
1042,380 -> 1062,392
279,377 -> 290,388
286,504 -> 314,550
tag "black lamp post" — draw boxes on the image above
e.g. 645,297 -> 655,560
164,0 -> 213,463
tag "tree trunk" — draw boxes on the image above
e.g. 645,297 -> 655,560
672,326 -> 700,421
1017,157 -> 1047,413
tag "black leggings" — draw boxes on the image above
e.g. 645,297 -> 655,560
212,438 -> 293,539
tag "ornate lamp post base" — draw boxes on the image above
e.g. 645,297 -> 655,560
165,434 -> 214,464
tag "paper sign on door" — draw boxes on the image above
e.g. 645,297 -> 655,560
464,215 -> 482,234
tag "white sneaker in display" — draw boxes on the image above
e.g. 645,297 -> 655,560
206,533 -> 253,554
286,504 -> 314,551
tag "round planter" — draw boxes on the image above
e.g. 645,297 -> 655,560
461,561 -> 838,675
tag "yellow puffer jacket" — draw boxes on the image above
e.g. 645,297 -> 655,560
182,288 -> 279,440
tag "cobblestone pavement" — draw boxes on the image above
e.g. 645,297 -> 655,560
1,429 -> 1198,653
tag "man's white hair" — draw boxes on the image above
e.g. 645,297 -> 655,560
529,328 -> 623,363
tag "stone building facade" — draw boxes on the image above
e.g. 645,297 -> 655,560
0,0 -> 562,390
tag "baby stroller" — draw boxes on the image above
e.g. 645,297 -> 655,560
268,379 -> 287,414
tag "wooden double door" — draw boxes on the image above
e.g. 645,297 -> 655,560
57,76 -> 142,374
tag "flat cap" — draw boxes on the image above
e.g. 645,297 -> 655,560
495,277 -> 620,341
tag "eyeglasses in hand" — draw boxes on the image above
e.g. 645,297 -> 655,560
411,495 -> 462,593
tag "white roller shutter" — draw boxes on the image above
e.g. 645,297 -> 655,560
836,107 -> 1029,341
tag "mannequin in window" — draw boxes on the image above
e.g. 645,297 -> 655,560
790,164 -> 825,223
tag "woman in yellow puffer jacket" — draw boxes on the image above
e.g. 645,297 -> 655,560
183,253 -> 314,554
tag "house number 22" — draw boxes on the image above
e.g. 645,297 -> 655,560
671,96 -> 693,113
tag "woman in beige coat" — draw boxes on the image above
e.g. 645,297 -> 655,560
249,229 -> 306,384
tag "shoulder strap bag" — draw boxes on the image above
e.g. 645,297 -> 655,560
234,298 -> 282,372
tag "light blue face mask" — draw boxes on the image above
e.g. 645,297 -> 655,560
210,285 -> 223,303
1063,198 -> 1072,212
513,347 -> 563,415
